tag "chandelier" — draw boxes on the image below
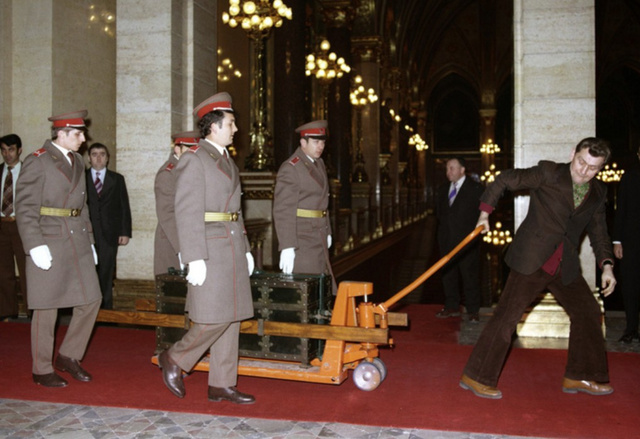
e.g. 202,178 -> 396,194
221,0 -> 292,171
482,222 -> 513,246
596,163 -> 624,183
305,39 -> 351,85
217,48 -> 242,83
222,0 -> 292,41
480,138 -> 500,154
408,133 -> 428,151
481,164 -> 501,183
350,75 -> 378,106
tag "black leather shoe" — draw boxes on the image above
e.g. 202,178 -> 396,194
55,354 -> 92,382
618,332 -> 639,344
33,372 -> 68,388
208,386 -> 255,404
158,350 -> 185,398
436,308 -> 461,318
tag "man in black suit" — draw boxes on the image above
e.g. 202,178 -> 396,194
85,143 -> 132,309
612,145 -> 640,343
435,157 -> 484,321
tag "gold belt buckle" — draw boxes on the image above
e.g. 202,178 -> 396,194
230,212 -> 238,221
70,209 -> 81,217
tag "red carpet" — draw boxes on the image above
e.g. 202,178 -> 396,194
1,304 -> 638,438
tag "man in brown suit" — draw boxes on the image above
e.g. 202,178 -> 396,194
16,111 -> 102,388
460,137 -> 616,399
157,93 -> 255,404
153,130 -> 200,276
273,120 -> 336,293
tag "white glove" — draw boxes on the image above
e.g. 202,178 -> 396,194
178,252 -> 185,270
279,247 -> 295,274
246,252 -> 255,276
30,245 -> 52,270
91,244 -> 98,265
186,259 -> 206,286
327,235 -> 332,249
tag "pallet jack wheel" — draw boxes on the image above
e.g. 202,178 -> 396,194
371,357 -> 387,382
353,361 -> 383,391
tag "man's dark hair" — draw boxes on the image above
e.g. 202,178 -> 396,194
0,133 -> 22,149
575,137 -> 611,164
198,109 -> 234,138
449,156 -> 466,168
51,126 -> 86,141
88,142 -> 110,158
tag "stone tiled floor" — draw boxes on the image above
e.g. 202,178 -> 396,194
2,311 -> 637,438
0,398 -> 534,439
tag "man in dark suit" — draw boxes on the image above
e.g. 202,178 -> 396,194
460,137 -> 616,399
85,143 -> 132,309
435,157 -> 484,321
612,145 -> 640,343
1,134 -> 28,319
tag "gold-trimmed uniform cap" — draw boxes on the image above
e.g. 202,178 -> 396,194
193,92 -> 233,119
171,130 -> 201,146
48,110 -> 88,128
295,120 -> 327,139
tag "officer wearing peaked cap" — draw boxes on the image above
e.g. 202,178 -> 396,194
16,110 -> 101,388
273,120 -> 337,294
153,130 -> 201,276
157,93 -> 256,404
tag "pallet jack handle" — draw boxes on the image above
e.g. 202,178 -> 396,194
375,225 -> 485,314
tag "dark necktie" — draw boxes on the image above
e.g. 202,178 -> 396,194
67,151 -> 74,166
223,149 -> 229,160
94,174 -> 103,197
448,183 -> 457,206
2,166 -> 13,217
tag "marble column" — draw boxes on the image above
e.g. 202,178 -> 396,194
513,0 -> 600,337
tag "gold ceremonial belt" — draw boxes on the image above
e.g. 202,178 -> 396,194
40,207 -> 82,217
296,208 -> 327,218
204,212 -> 239,222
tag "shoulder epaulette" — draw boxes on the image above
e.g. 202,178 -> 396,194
33,148 -> 47,157
165,163 -> 175,171
289,156 -> 300,166
188,145 -> 200,153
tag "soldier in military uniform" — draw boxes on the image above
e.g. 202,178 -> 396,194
273,120 -> 336,293
16,110 -> 101,388
157,93 -> 256,404
153,130 -> 200,276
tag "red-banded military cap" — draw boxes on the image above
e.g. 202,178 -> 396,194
48,110 -> 88,128
171,130 -> 201,146
193,92 -> 233,119
295,120 -> 328,138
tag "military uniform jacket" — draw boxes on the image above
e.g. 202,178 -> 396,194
15,140 -> 101,309
154,154 -> 181,275
481,160 -> 613,285
174,140 -> 253,324
273,146 -> 332,275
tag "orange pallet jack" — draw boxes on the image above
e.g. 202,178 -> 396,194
98,225 -> 483,391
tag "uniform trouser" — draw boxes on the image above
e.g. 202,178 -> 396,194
31,299 -> 101,374
441,244 -> 481,313
95,240 -> 117,309
463,268 -> 608,387
619,252 -> 640,334
168,321 -> 240,388
0,220 -> 27,316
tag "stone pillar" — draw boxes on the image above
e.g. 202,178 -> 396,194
322,0 -> 354,209
513,0 -> 598,337
116,0 -> 213,280
273,0 -> 308,166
